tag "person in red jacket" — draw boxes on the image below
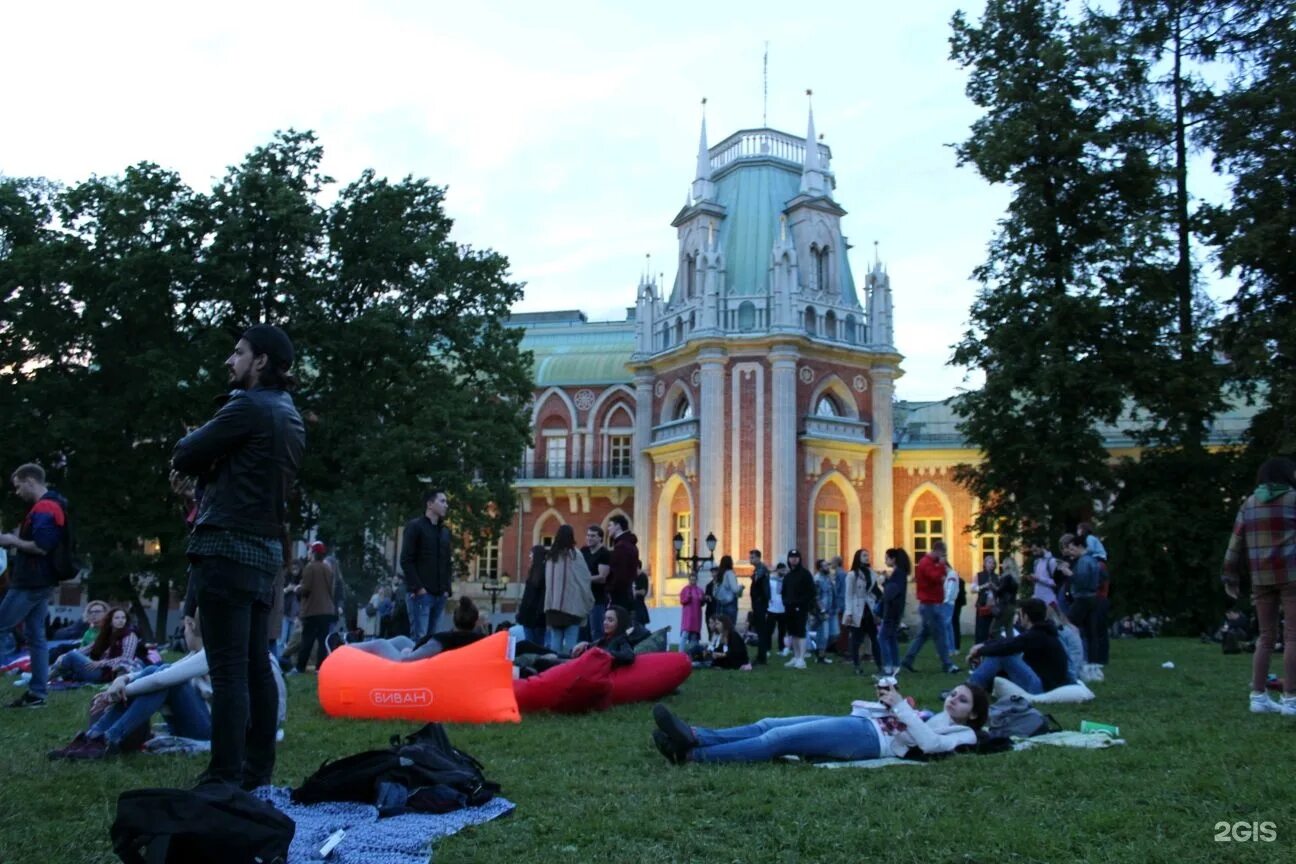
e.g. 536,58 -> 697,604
900,541 -> 959,674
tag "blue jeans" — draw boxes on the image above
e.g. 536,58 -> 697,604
0,587 -> 50,698
89,666 -> 212,744
405,592 -> 447,642
879,618 -> 901,671
939,603 -> 956,651
903,603 -> 952,669
969,653 -> 1043,694
692,714 -> 882,763
56,650 -> 108,683
587,603 -> 607,645
719,601 -> 739,627
546,624 -> 580,654
522,626 -> 545,646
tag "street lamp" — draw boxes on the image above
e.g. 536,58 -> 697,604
674,531 -> 717,576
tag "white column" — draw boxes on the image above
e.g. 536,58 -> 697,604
871,365 -> 896,558
697,348 -> 727,556
632,370 -> 655,552
571,430 -> 583,480
770,345 -> 800,557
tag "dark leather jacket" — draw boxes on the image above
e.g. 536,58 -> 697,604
400,516 -> 453,595
172,387 -> 305,537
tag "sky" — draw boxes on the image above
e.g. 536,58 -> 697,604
3,1 -> 1069,400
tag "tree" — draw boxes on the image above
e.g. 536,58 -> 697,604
948,0 -> 1133,548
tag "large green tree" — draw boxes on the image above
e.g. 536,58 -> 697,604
0,132 -> 532,626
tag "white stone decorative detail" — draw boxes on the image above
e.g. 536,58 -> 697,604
798,365 -> 814,384
853,374 -> 868,392
573,389 -> 596,411
654,380 -> 665,398
690,369 -> 701,387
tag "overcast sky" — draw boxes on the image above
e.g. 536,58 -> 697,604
3,2 -> 1075,400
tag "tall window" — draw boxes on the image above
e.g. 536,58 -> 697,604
474,542 -> 500,582
816,511 -> 841,563
913,517 -> 944,556
545,435 -> 567,478
815,247 -> 830,293
686,254 -> 697,299
675,511 -> 692,575
609,435 -> 633,478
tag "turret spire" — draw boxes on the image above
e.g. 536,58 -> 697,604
692,98 -> 716,203
799,89 -> 828,196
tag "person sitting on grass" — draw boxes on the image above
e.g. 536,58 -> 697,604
691,613 -> 750,670
650,680 -> 988,765
570,605 -> 636,667
53,607 -> 143,683
966,598 -> 1073,695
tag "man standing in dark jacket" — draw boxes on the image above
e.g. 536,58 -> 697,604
748,549 -> 771,665
172,324 -> 304,788
400,489 -> 452,642
781,549 -> 815,669
0,463 -> 68,708
968,598 -> 1073,693
606,514 -> 638,611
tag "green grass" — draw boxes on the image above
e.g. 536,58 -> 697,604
0,639 -> 1291,863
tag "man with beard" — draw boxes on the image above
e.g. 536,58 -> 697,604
172,325 -> 304,788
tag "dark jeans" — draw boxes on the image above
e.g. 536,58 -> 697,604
297,614 -> 336,672
1092,597 -> 1111,665
193,556 -> 277,787
765,612 -> 787,653
1069,595 -> 1099,664
751,609 -> 769,662
974,612 -> 993,645
847,608 -> 880,670
951,602 -> 965,650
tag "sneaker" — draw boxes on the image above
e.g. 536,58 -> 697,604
6,691 -> 45,709
48,733 -> 90,761
651,729 -> 686,765
784,657 -> 798,668
944,664 -> 961,674
67,738 -> 110,760
1250,692 -> 1281,714
1280,696 -> 1296,717
652,703 -> 698,752
791,658 -> 807,669
779,648 -> 791,657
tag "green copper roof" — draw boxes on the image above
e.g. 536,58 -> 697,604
516,321 -> 635,387
704,158 -> 859,306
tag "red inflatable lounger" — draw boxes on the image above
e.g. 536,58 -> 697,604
318,631 -> 520,724
513,649 -> 692,714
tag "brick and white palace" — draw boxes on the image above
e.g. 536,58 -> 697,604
469,107 -> 1249,614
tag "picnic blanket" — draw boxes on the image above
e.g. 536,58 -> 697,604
804,731 -> 1125,768
252,786 -> 514,864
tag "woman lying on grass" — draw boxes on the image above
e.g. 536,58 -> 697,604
650,680 -> 988,765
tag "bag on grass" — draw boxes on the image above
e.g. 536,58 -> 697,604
292,722 -> 499,816
986,694 -> 1060,740
111,784 -> 294,864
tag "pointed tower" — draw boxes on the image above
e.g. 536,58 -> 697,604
799,92 -> 829,197
692,102 -> 716,203
865,244 -> 894,347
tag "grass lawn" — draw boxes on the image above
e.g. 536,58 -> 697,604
0,637 -> 1290,864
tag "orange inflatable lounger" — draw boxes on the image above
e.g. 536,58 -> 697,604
318,631 -> 521,724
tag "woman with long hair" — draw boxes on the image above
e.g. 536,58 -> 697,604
970,553 -> 998,645
651,682 -> 989,765
571,604 -> 636,667
878,549 -> 910,675
544,525 -> 593,654
714,555 -> 741,625
516,545 -> 547,646
994,557 -> 1022,639
55,607 -> 142,683
843,549 -> 882,676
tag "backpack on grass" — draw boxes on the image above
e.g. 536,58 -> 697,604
986,694 -> 1061,740
292,722 -> 500,816
111,784 -> 294,864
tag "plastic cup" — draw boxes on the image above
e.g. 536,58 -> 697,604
1080,720 -> 1120,736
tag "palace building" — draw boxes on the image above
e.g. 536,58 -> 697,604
473,106 -> 1251,613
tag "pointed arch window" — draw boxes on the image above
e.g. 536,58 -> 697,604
815,394 -> 842,417
824,310 -> 838,341
686,254 -> 698,299
815,246 -> 831,295
672,396 -> 693,421
804,306 -> 818,335
845,314 -> 857,344
675,317 -> 684,345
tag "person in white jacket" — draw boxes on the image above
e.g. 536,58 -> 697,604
48,613 -> 286,760
650,682 -> 989,764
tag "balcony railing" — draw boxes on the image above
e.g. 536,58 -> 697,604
709,128 -> 831,172
801,416 -> 871,443
516,459 -> 634,481
650,417 -> 700,445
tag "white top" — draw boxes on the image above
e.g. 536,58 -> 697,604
769,575 -> 786,614
872,700 -> 978,757
943,569 -> 960,605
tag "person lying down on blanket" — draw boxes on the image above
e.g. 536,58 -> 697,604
650,679 -> 989,765
47,611 -> 286,760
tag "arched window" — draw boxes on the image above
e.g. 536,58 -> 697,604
661,323 -> 671,348
672,395 -> 693,420
737,300 -> 756,331
815,395 -> 841,417
675,316 -> 684,345
804,306 -> 817,335
824,310 -> 838,341
815,246 -> 830,294
845,314 -> 857,344
686,254 -> 697,299
688,311 -> 696,332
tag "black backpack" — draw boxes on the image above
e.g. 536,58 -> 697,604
985,695 -> 1061,740
292,722 -> 499,816
111,784 -> 295,864
49,500 -> 83,582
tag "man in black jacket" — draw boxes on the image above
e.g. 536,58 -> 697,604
748,549 -> 771,665
399,489 -> 453,642
172,324 -> 305,788
781,549 -> 816,669
967,598 -> 1073,694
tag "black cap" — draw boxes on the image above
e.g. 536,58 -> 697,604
787,549 -> 801,558
242,324 -> 294,371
